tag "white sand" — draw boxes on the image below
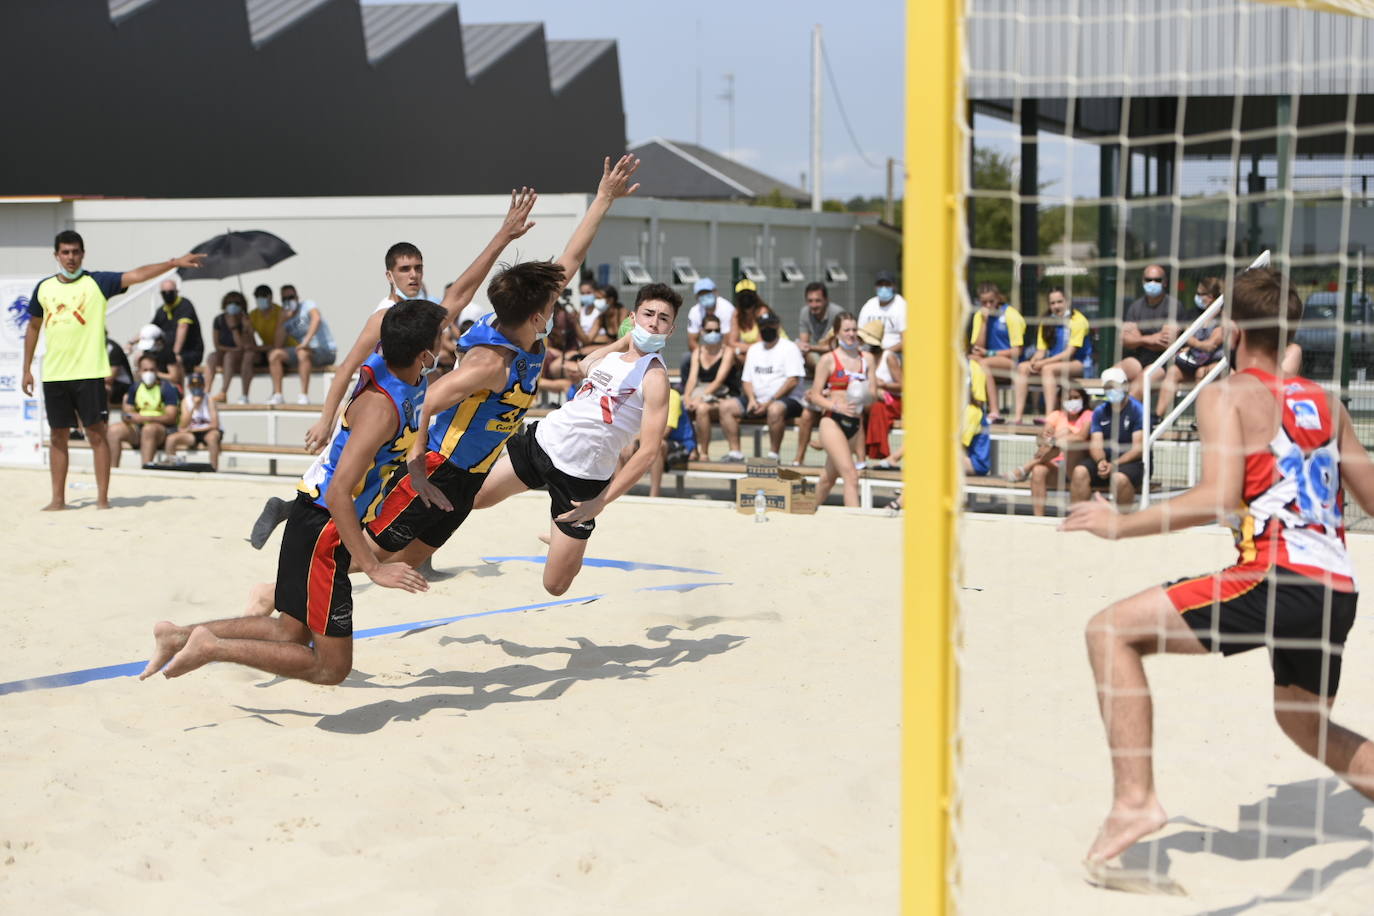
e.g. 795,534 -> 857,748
0,467 -> 899,914
960,515 -> 1374,914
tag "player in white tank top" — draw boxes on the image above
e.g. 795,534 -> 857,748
471,282 -> 677,597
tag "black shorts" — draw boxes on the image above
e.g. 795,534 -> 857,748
824,411 -> 861,440
367,451 -> 484,552
43,378 -> 108,429
736,395 -> 804,420
1121,347 -> 1164,370
1087,458 -> 1143,491
1168,566 -> 1358,696
190,429 -> 220,446
505,422 -> 609,540
177,349 -> 204,372
275,493 -> 354,638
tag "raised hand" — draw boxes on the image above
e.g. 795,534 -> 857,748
501,186 -> 538,240
172,253 -> 206,270
597,155 -> 641,201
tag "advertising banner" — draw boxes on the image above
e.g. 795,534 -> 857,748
0,278 -> 44,466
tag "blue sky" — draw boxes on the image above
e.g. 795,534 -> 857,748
372,0 -> 904,200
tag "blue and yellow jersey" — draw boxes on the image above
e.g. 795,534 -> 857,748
969,305 -> 1026,352
1035,309 -> 1095,366
428,314 -> 545,474
298,352 -> 426,523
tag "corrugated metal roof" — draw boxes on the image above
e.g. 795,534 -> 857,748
546,39 -> 615,93
108,0 -> 161,23
245,0 -> 336,47
461,22 -> 541,80
360,2 -> 451,65
967,0 -> 1374,99
628,139 -> 810,202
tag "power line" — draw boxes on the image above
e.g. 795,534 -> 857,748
820,36 -> 883,171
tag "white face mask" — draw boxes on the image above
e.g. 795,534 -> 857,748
389,273 -> 422,301
254,296 -> 270,310
1063,398 -> 1083,414
420,350 -> 439,377
536,310 -> 554,341
141,370 -> 158,387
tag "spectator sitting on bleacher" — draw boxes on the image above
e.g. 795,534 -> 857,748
718,308 -> 804,463
1153,275 -> 1223,420
105,335 -> 133,409
108,353 -> 181,468
276,284 -> 337,405
574,277 -> 614,348
728,280 -> 787,365
1071,366 -> 1145,507
628,388 -> 697,498
809,313 -> 876,507
1006,385 -> 1093,516
150,279 -> 203,386
1114,263 -> 1183,413
858,270 -> 906,353
682,313 -> 736,460
131,323 -> 169,380
539,304 -> 587,398
206,292 -> 254,403
1009,286 -> 1095,424
862,318 -> 903,461
969,281 -> 1025,423
791,281 -> 843,466
963,357 -> 992,477
165,371 -> 222,470
685,277 -> 735,352
602,285 -> 628,339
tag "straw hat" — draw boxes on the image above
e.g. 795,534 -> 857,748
858,319 -> 886,347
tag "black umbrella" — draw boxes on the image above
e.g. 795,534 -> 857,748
178,230 -> 295,281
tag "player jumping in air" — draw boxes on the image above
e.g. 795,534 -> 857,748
1062,266 -> 1374,871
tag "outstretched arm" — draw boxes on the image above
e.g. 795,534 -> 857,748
555,368 -> 669,525
121,253 -> 205,288
305,309 -> 386,452
438,188 -> 538,324
552,156 -> 641,304
1062,384 -> 1243,538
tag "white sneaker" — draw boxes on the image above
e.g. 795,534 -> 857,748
766,451 -> 780,461
296,394 -> 310,405
268,393 -> 284,406
722,450 -> 745,463
235,395 -> 249,405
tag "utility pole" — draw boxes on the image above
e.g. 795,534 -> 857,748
885,157 -> 895,224
694,19 -> 702,145
719,73 -> 735,159
811,24 -> 822,212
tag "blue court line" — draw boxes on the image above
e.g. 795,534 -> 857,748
482,556 -> 721,576
0,592 -> 606,697
635,582 -> 733,594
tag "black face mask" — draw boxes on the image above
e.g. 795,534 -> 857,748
760,326 -> 779,343
161,290 -> 178,304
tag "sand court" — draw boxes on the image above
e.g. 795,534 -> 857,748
0,468 -> 899,913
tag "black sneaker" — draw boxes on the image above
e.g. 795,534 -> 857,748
249,496 -> 291,550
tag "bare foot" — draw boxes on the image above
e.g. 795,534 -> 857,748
244,582 -> 275,616
40,500 -> 67,511
1085,800 -> 1169,865
808,440 -> 824,451
162,627 -> 219,679
96,500 -> 112,510
140,621 -> 189,680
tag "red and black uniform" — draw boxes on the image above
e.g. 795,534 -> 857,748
822,349 -> 866,439
1166,369 -> 1358,696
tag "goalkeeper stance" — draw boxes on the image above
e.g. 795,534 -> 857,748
1062,266 -> 1374,868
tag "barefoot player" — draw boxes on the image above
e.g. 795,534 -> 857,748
1062,266 -> 1374,870
140,300 -> 445,683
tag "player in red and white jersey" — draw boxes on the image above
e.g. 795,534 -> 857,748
1063,267 -> 1374,872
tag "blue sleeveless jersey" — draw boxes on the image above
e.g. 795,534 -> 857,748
428,314 -> 544,474
298,352 -> 427,522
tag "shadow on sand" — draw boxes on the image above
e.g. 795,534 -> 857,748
233,625 -> 747,734
1116,778 -> 1372,913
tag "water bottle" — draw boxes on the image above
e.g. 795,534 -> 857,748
754,487 -> 768,523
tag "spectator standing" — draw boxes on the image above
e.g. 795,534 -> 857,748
1070,366 -> 1145,505
792,281 -> 845,465
1010,286 -> 1096,423
809,313 -> 876,507
108,353 -> 182,468
20,230 -> 203,510
1115,263 -> 1183,411
718,308 -> 805,462
205,291 -> 254,402
1006,385 -> 1093,516
150,278 -> 203,385
277,284 -> 338,404
682,313 -> 736,460
246,283 -> 290,404
858,269 -> 907,353
166,371 -> 223,469
969,281 -> 1026,423
105,335 -> 133,409
1154,275 -> 1223,419
863,319 -> 904,460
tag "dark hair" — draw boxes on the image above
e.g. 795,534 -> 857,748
830,310 -> 858,339
253,284 -> 272,298
635,282 -> 683,314
579,276 -> 597,291
1046,285 -> 1066,300
385,242 -> 423,271
804,281 -> 828,298
1230,267 -> 1303,354
488,260 -> 567,326
137,353 -> 158,368
735,289 -> 768,332
458,319 -> 475,336
54,230 -> 84,251
221,291 -> 246,308
1066,385 -> 1091,408
380,299 -> 446,367
976,281 -> 1003,302
701,312 -> 723,331
602,284 -> 619,305
1197,276 -> 1223,299
280,284 -> 297,296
